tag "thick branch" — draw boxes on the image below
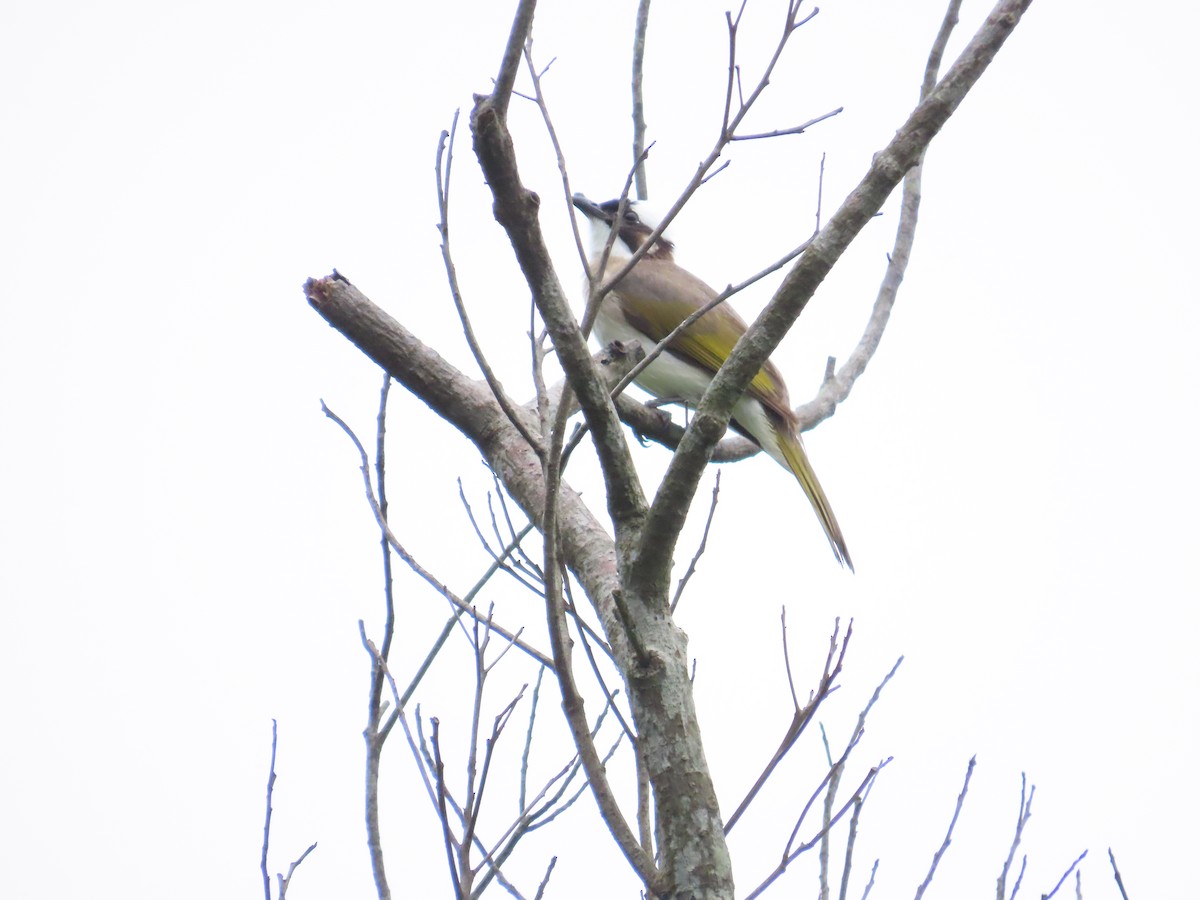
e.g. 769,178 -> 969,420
640,0 -> 1035,570
470,97 -> 647,532
795,0 -> 963,430
491,0 -> 537,119
306,277 -> 630,658
307,275 -> 666,887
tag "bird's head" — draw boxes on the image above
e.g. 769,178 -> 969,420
572,193 -> 675,264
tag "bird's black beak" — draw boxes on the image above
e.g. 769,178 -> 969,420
572,193 -> 611,224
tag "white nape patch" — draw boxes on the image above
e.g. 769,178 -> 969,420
623,198 -> 669,233
578,199 -> 673,265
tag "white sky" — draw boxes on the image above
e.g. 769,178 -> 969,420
2,1 -> 1197,898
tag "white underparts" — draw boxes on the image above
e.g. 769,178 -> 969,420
594,303 -> 792,466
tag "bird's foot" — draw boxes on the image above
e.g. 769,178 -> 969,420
631,404 -> 676,446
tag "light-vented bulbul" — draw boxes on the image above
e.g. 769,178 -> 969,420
573,193 -> 852,570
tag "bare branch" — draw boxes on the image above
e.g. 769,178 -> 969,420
520,39 -> 591,282
670,471 -> 721,612
260,720 -> 277,900
374,372 -> 397,673
725,620 -> 852,835
796,0 -> 963,431
437,112 -> 544,457
518,667 -> 543,812
744,758 -> 890,900
631,0 -> 653,200
914,756 -> 976,900
260,722 -> 317,900
610,206 -> 823,416
821,654 -> 902,898
533,857 -> 557,900
490,0 -> 536,119
472,105 -> 648,537
476,695 -> 626,895
321,400 -> 554,670
539,480 -> 660,888
596,0 -> 831,308
276,843 -> 318,900
459,486 -> 544,596
837,795 -> 867,900
644,0 -> 1035,570
860,859 -> 880,900
1108,848 -> 1131,900
305,275 -> 637,678
364,373 -> 397,900
1043,850 -> 1088,900
564,582 -> 632,740
431,718 -> 465,898
729,106 -> 844,141
997,773 -> 1035,900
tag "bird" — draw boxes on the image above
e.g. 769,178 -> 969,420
571,193 -> 852,570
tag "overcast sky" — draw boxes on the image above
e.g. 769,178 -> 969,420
2,1 -> 1197,898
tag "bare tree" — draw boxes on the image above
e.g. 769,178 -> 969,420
285,2 -> 1098,899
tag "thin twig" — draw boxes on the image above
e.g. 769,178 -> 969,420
744,759 -> 890,900
594,0 -> 835,313
1042,851 -> 1088,900
259,721 -> 318,900
860,859 -> 880,900
1010,856 -> 1028,900
781,608 -> 801,711
520,40 -> 589,278
458,483 -> 543,596
374,372 -> 397,676
609,199 -> 823,409
399,704 -> 538,900
794,0 -> 963,433
725,620 -> 852,835
670,470 -> 721,612
820,654 -> 902,898
260,720 -> 277,900
402,524 -> 542,714
783,739 -> 869,857
437,114 -> 544,457
276,843 -> 318,900
997,773 -> 1035,900
631,0 -> 653,200
359,628 -> 402,723
914,756 -> 976,900
1108,848 -> 1131,900
459,616 -> 490,895
565,580 -> 635,741
837,796 -> 866,900
729,107 -> 843,141
431,718 -> 465,898
518,668 -> 544,812
532,263 -> 659,892
364,373 -> 395,900
322,401 -> 553,669
819,723 -> 844,900
533,857 -> 557,900
476,698 -> 624,895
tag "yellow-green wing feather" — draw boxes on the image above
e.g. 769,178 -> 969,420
608,258 -> 853,569
609,259 -> 793,418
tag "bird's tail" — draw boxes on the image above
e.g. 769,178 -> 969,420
771,425 -> 854,571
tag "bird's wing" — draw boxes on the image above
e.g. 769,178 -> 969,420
609,259 -> 795,421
